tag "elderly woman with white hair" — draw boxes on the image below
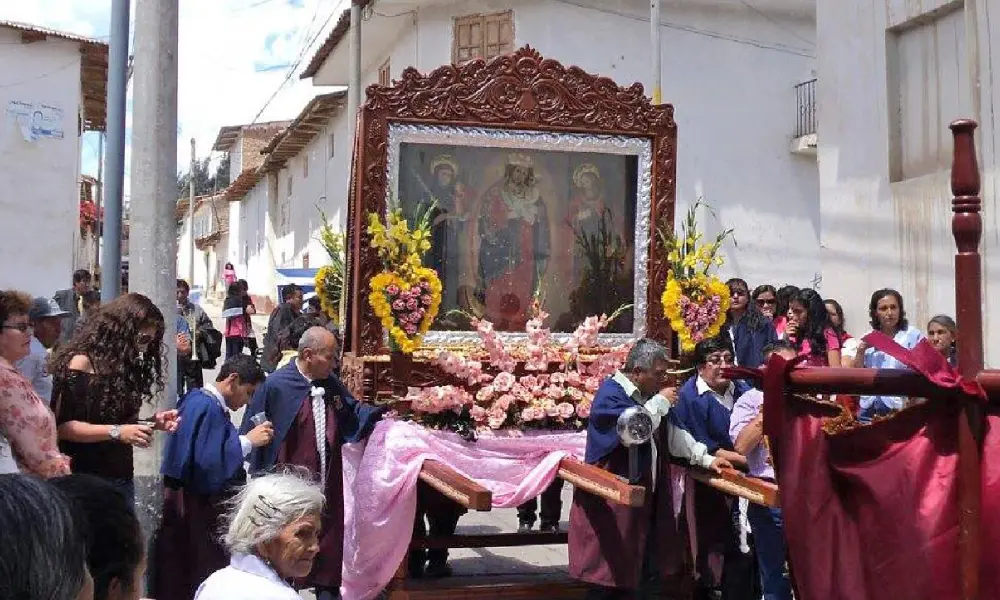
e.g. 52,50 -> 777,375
195,470 -> 325,600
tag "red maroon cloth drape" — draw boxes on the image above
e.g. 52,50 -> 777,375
759,334 -> 999,600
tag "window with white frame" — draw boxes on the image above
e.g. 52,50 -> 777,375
328,133 -> 335,159
303,154 -> 309,178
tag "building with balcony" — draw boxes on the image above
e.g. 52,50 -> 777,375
815,0 -> 1000,362
294,0 -> 820,289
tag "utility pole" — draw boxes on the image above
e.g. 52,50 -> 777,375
650,0 -> 662,105
343,0 -> 363,326
128,0 -> 179,555
100,0 -> 130,301
93,133 -> 104,279
188,137 -> 196,351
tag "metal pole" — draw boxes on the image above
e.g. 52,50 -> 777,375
100,0 -> 130,301
188,137 -> 196,350
128,0 -> 179,555
94,133 -> 104,280
651,0 -> 662,105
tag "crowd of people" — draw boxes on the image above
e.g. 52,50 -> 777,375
0,267 -> 963,600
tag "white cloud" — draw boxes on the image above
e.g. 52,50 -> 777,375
0,0 -> 347,198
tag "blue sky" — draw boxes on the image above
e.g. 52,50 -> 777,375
0,0 -> 345,198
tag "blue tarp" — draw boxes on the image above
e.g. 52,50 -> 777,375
275,268 -> 318,300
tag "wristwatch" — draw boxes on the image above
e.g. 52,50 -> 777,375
109,425 -> 122,441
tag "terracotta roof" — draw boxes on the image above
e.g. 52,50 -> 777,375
260,91 -> 347,172
212,120 -> 291,152
300,1 -> 376,79
223,168 -> 265,202
175,193 -> 217,220
0,21 -> 109,131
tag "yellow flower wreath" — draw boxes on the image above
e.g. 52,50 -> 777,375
368,267 -> 442,354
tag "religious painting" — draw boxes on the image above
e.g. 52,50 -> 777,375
392,128 -> 646,338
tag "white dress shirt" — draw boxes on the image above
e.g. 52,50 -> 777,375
610,371 -> 717,488
203,384 -> 252,458
695,375 -> 735,411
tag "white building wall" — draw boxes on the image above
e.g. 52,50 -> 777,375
816,0 -> 1000,363
352,0 -> 819,290
0,29 -> 83,297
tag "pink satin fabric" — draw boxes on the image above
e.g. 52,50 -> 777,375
340,419 -> 586,600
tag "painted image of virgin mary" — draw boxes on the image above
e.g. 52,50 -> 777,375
475,153 -> 550,330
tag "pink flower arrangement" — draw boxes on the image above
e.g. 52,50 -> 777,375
679,293 -> 724,344
397,303 -> 635,434
384,280 -> 434,336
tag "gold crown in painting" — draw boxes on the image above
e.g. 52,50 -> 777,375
573,163 -> 601,187
430,154 -> 459,176
505,153 -> 535,168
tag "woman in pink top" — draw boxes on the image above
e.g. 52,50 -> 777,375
785,288 -> 841,367
0,290 -> 70,477
222,262 -> 237,288
223,282 -> 248,358
773,285 -> 800,338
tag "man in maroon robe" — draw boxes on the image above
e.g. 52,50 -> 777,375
568,339 -> 731,599
241,326 -> 385,600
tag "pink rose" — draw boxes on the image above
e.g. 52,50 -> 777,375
386,285 -> 400,296
406,299 -> 418,310
545,385 -> 564,400
544,402 -> 560,417
494,372 -> 515,392
476,385 -> 496,402
566,371 -> 582,386
470,405 -> 488,423
497,393 -> 515,410
521,375 -> 538,389
404,324 -> 418,335
488,404 -> 507,429
421,294 -> 432,306
549,372 -> 566,385
576,402 -> 591,418
392,299 -> 405,311
557,402 -> 575,419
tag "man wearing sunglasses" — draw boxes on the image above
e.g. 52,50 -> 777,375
670,336 -> 755,600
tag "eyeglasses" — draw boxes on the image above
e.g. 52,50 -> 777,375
730,289 -> 749,297
704,354 -> 734,366
1,322 -> 31,333
756,299 -> 777,306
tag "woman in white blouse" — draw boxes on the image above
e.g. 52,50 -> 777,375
196,470 -> 325,600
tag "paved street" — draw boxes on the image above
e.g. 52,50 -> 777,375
196,299 -> 570,592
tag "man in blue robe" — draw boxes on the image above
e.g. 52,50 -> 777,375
240,326 -> 385,600
670,336 -> 756,600
154,354 -> 273,600
568,339 -> 732,599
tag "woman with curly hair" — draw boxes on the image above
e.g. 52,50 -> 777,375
0,290 -> 71,477
51,293 -> 179,505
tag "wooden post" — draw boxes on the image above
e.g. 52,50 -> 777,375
949,118 -> 983,600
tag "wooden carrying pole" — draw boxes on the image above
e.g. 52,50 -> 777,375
949,119 -> 984,600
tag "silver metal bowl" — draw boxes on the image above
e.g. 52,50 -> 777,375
616,406 -> 654,447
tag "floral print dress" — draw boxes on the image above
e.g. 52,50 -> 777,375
0,358 -> 70,477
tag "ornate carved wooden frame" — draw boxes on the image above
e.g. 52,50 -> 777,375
345,46 -> 677,356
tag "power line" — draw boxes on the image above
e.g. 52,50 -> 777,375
736,0 -> 815,48
248,0 -> 346,125
550,0 -> 815,58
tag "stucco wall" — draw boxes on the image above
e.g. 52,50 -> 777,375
0,28 -> 83,297
817,0 -> 1000,363
367,0 -> 819,289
